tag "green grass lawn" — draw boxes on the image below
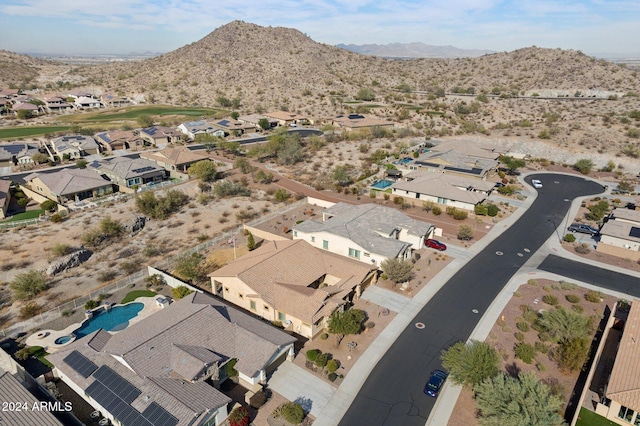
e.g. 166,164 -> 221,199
62,105 -> 221,124
576,408 -> 618,426
0,126 -> 71,140
6,209 -> 44,222
121,290 -> 156,304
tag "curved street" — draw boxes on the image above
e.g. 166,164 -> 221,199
336,173 -> 605,426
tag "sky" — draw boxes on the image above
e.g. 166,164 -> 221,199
0,0 -> 639,57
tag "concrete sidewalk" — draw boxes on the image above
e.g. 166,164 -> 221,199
360,286 -> 410,313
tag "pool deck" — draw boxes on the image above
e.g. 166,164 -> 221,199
25,297 -> 164,353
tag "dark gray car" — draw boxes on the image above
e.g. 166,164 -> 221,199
567,223 -> 599,235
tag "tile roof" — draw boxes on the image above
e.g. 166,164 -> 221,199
0,370 -> 63,425
599,220 -> 640,243
139,126 -> 182,139
430,139 -> 501,160
294,202 -> 433,258
25,168 -> 111,196
264,111 -> 305,121
95,130 -> 139,145
332,115 -> 394,128
96,157 -> 164,179
51,135 -> 99,152
170,344 -> 223,381
611,208 -> 640,224
0,142 -> 39,161
0,180 -> 10,207
392,171 -> 489,205
607,300 -> 640,411
412,149 -> 497,176
140,146 -> 210,166
211,239 -> 375,323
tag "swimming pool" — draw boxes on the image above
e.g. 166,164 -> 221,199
55,335 -> 74,345
73,303 -> 144,338
371,179 -> 394,190
397,157 -> 412,165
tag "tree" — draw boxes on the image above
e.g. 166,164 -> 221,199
280,402 -> 305,424
172,285 -> 194,300
137,114 -> 154,127
380,258 -> 413,283
457,224 -> 474,240
328,308 -> 366,337
187,160 -> 217,182
355,88 -> 375,101
331,165 -> 351,187
498,155 -> 525,172
16,109 -> 33,119
100,216 -> 124,237
273,189 -> 291,202
230,111 -> 239,120
535,306 -> 592,343
555,337 -> 590,372
247,233 -> 256,251
173,253 -> 206,284
31,153 -> 50,164
219,140 -> 241,155
76,159 -> 88,169
573,158 -> 594,175
10,270 -> 48,300
258,118 -> 270,130
474,372 -> 565,426
40,200 -> 57,212
277,137 -> 304,165
234,157 -> 252,174
440,340 -> 499,387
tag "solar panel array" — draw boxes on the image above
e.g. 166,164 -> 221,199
86,366 -> 178,426
131,166 -> 156,174
63,350 -> 98,378
629,226 -> 640,238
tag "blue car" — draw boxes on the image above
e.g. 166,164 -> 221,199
424,370 -> 448,397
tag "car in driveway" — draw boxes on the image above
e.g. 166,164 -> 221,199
424,370 -> 448,397
567,223 -> 599,235
531,179 -> 542,189
425,239 -> 447,251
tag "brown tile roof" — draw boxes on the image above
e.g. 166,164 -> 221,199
170,344 -> 222,381
210,240 -> 375,323
24,168 -> 111,196
0,371 -> 63,425
392,170 -> 489,205
140,146 -> 210,167
147,377 -> 230,414
612,208 -> 640,224
264,111 -> 305,121
607,300 -> 640,410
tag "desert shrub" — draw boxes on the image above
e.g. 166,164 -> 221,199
516,321 -> 530,332
574,244 -> 591,254
522,309 -> 539,324
10,270 -> 48,300
542,295 -> 559,305
306,349 -> 320,362
563,233 -> 576,243
487,204 -> 499,217
514,332 -> 525,341
585,290 -> 603,302
19,302 -> 42,319
538,332 -> 551,342
432,206 -> 442,215
135,189 -> 189,219
514,342 -> 536,364
280,402 -> 305,425
527,279 -> 538,286
320,333 -> 329,340
172,285 -> 194,300
572,304 -> 584,314
380,258 -> 413,283
97,270 -> 116,282
558,281 -> 578,290
85,299 -> 99,310
555,337 -> 590,372
535,342 -> 550,354
566,294 -> 581,304
475,204 -> 488,215
51,213 -> 63,223
315,353 -> 329,368
326,359 -> 340,374
61,309 -> 74,317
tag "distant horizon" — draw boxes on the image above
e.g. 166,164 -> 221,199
1,1 -> 639,57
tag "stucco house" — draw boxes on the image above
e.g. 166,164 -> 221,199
293,202 -> 435,266
95,130 -> 145,153
48,292 -> 296,426
391,170 -> 493,211
101,94 -> 130,107
0,142 -> 41,167
140,146 -> 212,173
405,149 -> 497,180
264,111 -> 308,127
94,157 -> 166,192
44,96 -> 74,113
597,209 -> 640,261
24,169 -> 113,203
210,239 -> 377,339
49,135 -> 100,160
212,118 -> 257,135
12,102 -> 40,116
0,180 -> 11,219
138,126 -> 183,146
237,114 -> 276,129
331,114 -> 395,133
74,96 -> 101,109
177,120 -> 224,140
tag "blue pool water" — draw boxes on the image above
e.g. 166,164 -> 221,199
398,157 -> 412,165
73,303 -> 144,338
371,179 -> 393,189
55,335 -> 73,345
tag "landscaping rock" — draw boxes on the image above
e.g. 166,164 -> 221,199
47,249 -> 93,276
128,216 -> 146,235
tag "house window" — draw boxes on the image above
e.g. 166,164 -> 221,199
415,193 -> 420,199
311,236 -> 315,242
250,301 -> 256,311
437,197 -> 448,204
364,252 -> 370,257
323,240 -> 329,250
619,405 -> 635,422
348,248 -> 361,259
278,312 -> 286,321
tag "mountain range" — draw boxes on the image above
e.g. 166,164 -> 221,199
336,42 -> 495,58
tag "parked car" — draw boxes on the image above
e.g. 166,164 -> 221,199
567,223 -> 599,235
494,182 -> 505,188
531,179 -> 542,189
424,370 -> 448,397
425,239 -> 447,251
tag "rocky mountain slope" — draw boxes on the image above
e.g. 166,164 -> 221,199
336,42 -> 495,58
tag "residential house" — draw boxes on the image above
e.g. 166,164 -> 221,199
331,114 -> 395,133
590,299 -> 640,425
264,111 -> 308,127
210,239 -> 377,339
74,96 -> 101,109
0,369 -> 63,426
597,209 -> 640,261
0,142 -> 41,167
95,157 -> 166,191
95,130 -> 145,153
0,180 -> 11,219
428,139 -> 502,161
24,168 -> 113,204
44,96 -> 73,113
0,98 -> 10,115
405,149 -> 497,180
178,120 -> 224,140
391,170 -> 493,211
140,146 -> 212,174
237,114 -> 277,129
48,292 -> 296,425
212,118 -> 257,136
293,202 -> 435,266
67,89 -> 96,99
49,135 -> 100,160
138,126 -> 183,146
12,101 -> 40,116
101,94 -> 130,107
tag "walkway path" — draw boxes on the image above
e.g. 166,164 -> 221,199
360,286 -> 411,313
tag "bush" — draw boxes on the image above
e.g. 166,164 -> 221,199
572,304 -> 585,313
380,258 -> 413,283
563,233 -> 576,243
306,349 -> 320,362
273,189 -> 291,202
51,213 -> 63,223
514,332 -> 525,341
542,295 -> 559,305
135,190 -> 189,219
172,286 -> 194,300
280,402 -> 305,424
555,337 -> 590,372
326,359 -> 340,374
85,299 -> 99,310
10,270 -> 48,300
432,206 -> 442,215
487,204 -> 499,217
19,302 -> 42,319
538,332 -> 551,342
315,353 -> 329,368
475,204 -> 488,215
566,294 -> 580,303
514,342 -> 536,364
535,342 -> 550,354
516,321 -> 530,332
585,290 -> 603,303
229,406 -> 250,426
40,200 -> 57,212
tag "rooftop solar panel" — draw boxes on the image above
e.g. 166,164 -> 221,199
92,366 -> 141,404
63,350 -> 98,378
142,402 -> 178,426
629,227 -> 640,238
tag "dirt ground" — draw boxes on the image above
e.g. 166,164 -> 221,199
447,279 -> 617,426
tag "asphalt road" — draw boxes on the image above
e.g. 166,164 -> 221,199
539,254 -> 640,296
338,173 -> 605,426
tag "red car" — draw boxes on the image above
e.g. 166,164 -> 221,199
425,239 -> 447,251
